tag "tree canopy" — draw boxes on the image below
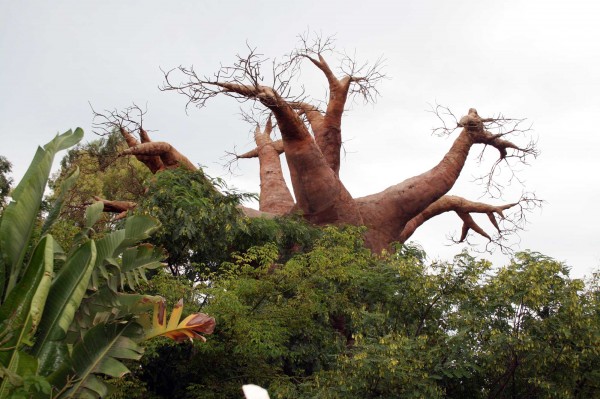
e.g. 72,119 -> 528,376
113,228 -> 600,398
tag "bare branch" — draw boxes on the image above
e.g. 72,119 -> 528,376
90,102 -> 150,138
339,51 -> 387,104
160,43 -> 308,113
429,103 -> 460,137
432,106 -> 539,198
400,194 -> 543,254
290,31 -> 386,105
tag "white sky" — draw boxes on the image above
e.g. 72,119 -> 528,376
1,0 -> 599,277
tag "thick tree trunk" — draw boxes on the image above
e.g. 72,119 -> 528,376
274,104 -> 362,225
214,82 -> 364,225
293,56 -> 354,177
251,119 -> 294,215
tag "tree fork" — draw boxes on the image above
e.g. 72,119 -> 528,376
249,117 -> 294,215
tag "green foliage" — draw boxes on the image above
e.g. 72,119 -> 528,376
33,125 -> 599,398
48,322 -> 145,398
105,374 -> 160,399
48,133 -> 320,283
0,155 -> 12,211
137,167 -> 320,281
0,131 -> 211,399
137,270 -> 193,307
0,129 -> 84,301
444,252 -> 600,398
137,168 -> 245,279
47,130 -> 151,249
133,228 -> 600,398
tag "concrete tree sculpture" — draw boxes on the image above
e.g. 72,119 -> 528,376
103,34 -> 541,253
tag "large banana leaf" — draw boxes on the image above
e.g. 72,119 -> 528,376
140,298 -> 215,342
0,236 -> 54,397
0,128 -> 83,301
48,322 -> 144,399
108,244 -> 164,291
32,240 -> 97,376
90,215 -> 161,291
73,286 -> 162,334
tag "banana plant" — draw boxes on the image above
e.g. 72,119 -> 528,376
0,130 -> 215,399
0,128 -> 83,301
0,129 -> 84,398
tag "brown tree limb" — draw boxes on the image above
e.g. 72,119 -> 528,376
431,104 -> 538,198
162,59 -> 364,226
120,139 -> 197,172
235,147 -> 259,159
250,117 -> 294,215
397,195 -> 519,243
93,196 -> 137,220
119,127 -> 164,173
290,35 -> 384,175
139,127 -> 152,143
356,109 -> 537,252
158,36 -> 539,254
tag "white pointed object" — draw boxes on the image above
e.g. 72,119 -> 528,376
242,384 -> 270,399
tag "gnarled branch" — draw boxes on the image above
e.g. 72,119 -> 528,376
93,196 -> 137,220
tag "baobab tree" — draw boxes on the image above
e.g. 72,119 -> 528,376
99,34 -> 540,253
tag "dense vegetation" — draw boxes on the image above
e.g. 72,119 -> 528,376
115,232 -> 600,398
1,132 -> 599,398
0,132 -> 213,399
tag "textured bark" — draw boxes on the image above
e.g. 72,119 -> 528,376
119,128 -> 164,173
238,118 -> 294,215
107,128 -> 269,220
215,82 -> 364,226
150,46 -> 538,253
93,196 -> 137,220
121,107 -> 530,252
291,54 -> 359,176
120,128 -> 196,172
121,141 -> 196,172
355,109 -> 529,252
398,195 -> 519,243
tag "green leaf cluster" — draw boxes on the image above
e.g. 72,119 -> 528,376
133,228 -> 600,398
0,131 -> 201,399
38,127 -> 599,399
46,130 -> 151,249
137,167 -> 320,281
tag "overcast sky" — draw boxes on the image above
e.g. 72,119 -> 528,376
1,0 -> 599,277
